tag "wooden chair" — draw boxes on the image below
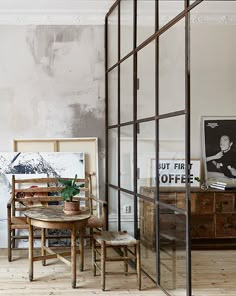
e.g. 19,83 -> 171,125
84,173 -> 107,245
7,175 -> 90,262
92,231 -> 141,291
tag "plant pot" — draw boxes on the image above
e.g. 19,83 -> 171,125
63,201 -> 80,215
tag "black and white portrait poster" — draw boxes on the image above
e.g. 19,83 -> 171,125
202,117 -> 236,185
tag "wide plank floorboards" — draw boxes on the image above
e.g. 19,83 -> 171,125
0,248 -> 235,296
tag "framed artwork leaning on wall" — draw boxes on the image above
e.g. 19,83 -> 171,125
202,116 -> 236,186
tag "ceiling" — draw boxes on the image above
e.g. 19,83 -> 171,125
0,0 -> 235,25
0,0 -> 116,25
0,0 -> 114,10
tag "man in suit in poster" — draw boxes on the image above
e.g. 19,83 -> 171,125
206,134 -> 236,179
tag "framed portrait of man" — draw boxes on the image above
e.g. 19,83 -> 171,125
202,116 -> 236,186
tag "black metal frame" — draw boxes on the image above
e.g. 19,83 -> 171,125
105,1 -> 203,295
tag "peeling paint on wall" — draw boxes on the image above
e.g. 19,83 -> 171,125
0,25 -> 105,193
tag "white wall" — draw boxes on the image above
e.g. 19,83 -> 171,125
0,25 -> 105,171
191,24 -> 236,161
0,25 -> 105,149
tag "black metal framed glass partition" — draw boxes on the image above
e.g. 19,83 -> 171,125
105,1 -> 203,295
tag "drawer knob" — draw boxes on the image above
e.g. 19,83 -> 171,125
224,223 -> 233,229
199,225 -> 206,230
202,201 -> 208,206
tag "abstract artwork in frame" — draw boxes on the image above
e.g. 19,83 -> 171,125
0,152 -> 85,248
0,151 -> 85,177
202,116 -> 236,186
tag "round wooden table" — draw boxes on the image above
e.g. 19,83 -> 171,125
25,206 -> 90,288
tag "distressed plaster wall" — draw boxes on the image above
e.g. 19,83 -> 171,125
0,25 -> 105,191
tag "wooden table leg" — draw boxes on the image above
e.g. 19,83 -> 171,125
71,225 -> 77,289
79,228 -> 84,272
101,241 -> 106,291
29,222 -> 34,282
136,241 -> 141,291
92,236 -> 96,276
41,228 -> 46,266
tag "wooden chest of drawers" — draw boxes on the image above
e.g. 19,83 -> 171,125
139,187 -> 236,249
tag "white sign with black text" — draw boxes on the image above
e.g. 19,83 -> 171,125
151,159 -> 200,187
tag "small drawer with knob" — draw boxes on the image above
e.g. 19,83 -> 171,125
191,214 -> 214,238
215,214 -> 236,237
159,213 -> 185,241
192,193 -> 214,214
215,193 -> 234,213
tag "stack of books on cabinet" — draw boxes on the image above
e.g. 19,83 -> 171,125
209,182 -> 236,191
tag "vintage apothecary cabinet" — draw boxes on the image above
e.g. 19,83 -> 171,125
139,187 -> 236,249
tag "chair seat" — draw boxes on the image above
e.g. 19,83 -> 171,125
87,215 -> 103,228
93,231 -> 137,246
92,231 -> 141,291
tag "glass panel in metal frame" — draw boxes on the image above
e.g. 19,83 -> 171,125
120,56 -> 133,123
120,191 -> 134,236
120,0 -> 134,58
137,0 -> 155,46
120,125 -> 134,192
138,196 -> 157,281
108,68 -> 118,126
108,187 -> 119,231
137,121 -> 155,194
107,5 -> 118,68
158,115 -> 186,189
158,115 -> 187,293
108,128 -> 118,186
159,204 -> 187,293
159,18 -> 185,115
137,40 -> 155,120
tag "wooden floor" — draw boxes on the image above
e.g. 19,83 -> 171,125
192,250 -> 236,296
0,248 -> 235,296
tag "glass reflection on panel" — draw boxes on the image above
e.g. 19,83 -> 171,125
120,0 -> 133,58
159,115 -> 185,172
139,196 -> 157,281
120,125 -> 133,191
120,56 -> 133,123
159,205 -> 186,292
120,191 -> 134,236
108,5 -> 118,68
159,192 -> 186,212
108,128 -> 118,186
159,18 -> 185,115
137,41 -> 155,120
108,187 -> 118,231
108,68 -> 118,126
137,121 -> 155,194
159,115 -> 186,210
137,0 -> 155,46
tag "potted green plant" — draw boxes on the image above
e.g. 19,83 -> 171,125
57,174 -> 84,215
